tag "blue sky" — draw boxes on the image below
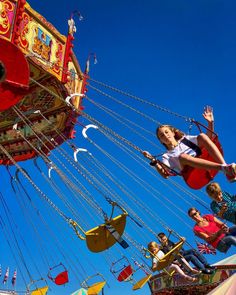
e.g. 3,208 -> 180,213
1,0 -> 236,294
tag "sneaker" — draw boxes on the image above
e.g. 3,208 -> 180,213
204,264 -> 217,270
202,268 -> 214,275
222,164 -> 236,183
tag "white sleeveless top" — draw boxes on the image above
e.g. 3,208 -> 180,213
161,135 -> 198,172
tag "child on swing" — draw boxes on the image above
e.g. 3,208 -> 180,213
143,106 -> 236,183
147,241 -> 199,282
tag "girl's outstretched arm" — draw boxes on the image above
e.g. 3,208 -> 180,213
202,105 -> 214,138
142,151 -> 169,178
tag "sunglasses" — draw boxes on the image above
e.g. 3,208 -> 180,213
190,211 -> 199,218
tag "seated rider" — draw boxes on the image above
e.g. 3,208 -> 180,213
188,207 -> 236,253
157,232 -> 214,274
147,241 -> 198,282
206,182 -> 236,224
143,106 -> 236,183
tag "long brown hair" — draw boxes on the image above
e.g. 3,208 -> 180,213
156,125 -> 185,148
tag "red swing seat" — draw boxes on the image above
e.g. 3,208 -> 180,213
117,265 -> 133,282
48,263 -> 69,285
181,135 -> 223,190
54,270 -> 69,285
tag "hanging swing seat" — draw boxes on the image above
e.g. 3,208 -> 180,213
110,256 -> 134,282
117,265 -> 134,282
87,281 -> 106,295
154,240 -> 184,271
31,286 -> 49,295
81,273 -> 107,295
132,274 -> 152,291
48,263 -> 69,285
111,256 -> 151,290
53,270 -> 69,285
71,288 -> 88,295
181,135 -> 223,190
85,213 -> 127,252
157,133 -> 223,190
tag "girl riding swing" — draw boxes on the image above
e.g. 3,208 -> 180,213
143,106 -> 236,189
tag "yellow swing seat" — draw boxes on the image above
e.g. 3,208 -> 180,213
87,281 -> 106,295
132,274 -> 152,291
31,286 -> 49,295
155,240 -> 184,271
85,213 -> 127,252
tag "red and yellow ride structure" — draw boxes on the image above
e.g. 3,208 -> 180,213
0,0 -> 85,164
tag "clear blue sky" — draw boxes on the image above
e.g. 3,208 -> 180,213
1,1 -> 236,295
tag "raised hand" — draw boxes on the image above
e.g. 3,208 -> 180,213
202,105 -> 214,123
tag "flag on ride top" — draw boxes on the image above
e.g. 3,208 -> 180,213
11,269 -> 17,286
3,267 -> 9,284
197,242 -> 216,255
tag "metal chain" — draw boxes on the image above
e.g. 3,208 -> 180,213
86,95 -> 161,150
87,86 -> 161,125
89,78 -> 193,122
81,112 -> 142,152
0,144 -> 69,222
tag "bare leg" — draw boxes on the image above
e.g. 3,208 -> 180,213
197,133 -> 225,164
178,133 -> 236,182
168,264 -> 196,281
179,153 -> 223,171
179,133 -> 227,171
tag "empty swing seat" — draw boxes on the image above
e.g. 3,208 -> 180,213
132,274 -> 152,291
85,214 -> 127,252
87,281 -> 106,295
117,265 -> 133,282
31,286 -> 49,295
71,288 -> 88,295
48,263 -> 69,286
54,270 -> 69,285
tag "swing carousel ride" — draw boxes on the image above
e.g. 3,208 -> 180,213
0,1 -> 236,295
